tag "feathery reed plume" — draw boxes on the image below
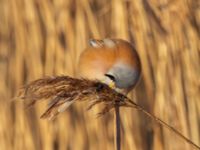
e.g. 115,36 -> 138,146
16,76 -> 200,149
16,76 -> 130,120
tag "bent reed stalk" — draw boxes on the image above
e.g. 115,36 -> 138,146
114,106 -> 121,150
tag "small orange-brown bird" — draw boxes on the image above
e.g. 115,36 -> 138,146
78,38 -> 141,94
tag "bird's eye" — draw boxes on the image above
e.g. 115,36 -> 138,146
89,39 -> 103,48
105,74 -> 116,82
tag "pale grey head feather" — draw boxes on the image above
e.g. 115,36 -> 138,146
103,39 -> 116,48
89,39 -> 116,48
105,63 -> 140,89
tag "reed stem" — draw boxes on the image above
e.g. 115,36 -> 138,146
114,106 -> 121,150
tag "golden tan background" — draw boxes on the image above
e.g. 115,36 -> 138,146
0,0 -> 199,150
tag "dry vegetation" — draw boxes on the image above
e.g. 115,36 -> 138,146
16,76 -> 133,120
0,0 -> 199,150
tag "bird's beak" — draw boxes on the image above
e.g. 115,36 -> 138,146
107,80 -> 116,89
101,76 -> 128,95
101,78 -> 125,93
101,77 -> 116,89
108,81 -> 130,95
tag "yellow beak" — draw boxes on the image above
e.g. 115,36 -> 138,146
108,80 -> 116,89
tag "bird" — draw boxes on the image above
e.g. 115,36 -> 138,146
77,38 -> 141,94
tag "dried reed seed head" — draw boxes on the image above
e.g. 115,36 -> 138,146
16,76 -> 133,120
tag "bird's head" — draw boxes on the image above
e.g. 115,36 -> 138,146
103,63 -> 140,94
89,38 -> 141,94
78,38 -> 141,95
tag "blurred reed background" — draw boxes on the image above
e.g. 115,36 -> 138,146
0,0 -> 199,150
